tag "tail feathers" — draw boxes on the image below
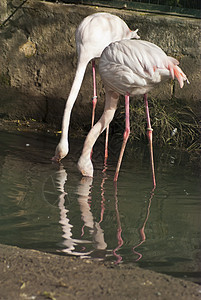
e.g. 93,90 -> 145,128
174,65 -> 190,88
169,63 -> 189,88
130,29 -> 140,39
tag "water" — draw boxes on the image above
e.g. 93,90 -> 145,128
0,130 -> 200,284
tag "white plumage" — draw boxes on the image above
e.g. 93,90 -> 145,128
52,13 -> 139,162
78,39 -> 189,185
99,40 -> 188,95
76,13 -> 139,61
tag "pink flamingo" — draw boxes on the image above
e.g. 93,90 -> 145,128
52,13 -> 139,162
77,39 -> 189,187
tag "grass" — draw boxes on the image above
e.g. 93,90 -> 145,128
112,96 -> 200,153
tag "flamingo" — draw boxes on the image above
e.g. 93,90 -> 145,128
52,13 -> 140,162
77,39 -> 189,187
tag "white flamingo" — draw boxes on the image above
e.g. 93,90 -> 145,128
52,12 -> 139,162
77,39 -> 189,187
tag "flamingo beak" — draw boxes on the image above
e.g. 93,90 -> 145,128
51,154 -> 61,163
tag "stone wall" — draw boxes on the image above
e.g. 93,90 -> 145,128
0,0 -> 200,127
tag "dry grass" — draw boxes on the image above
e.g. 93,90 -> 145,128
112,96 -> 200,152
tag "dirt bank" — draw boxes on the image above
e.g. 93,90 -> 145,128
0,243 -> 200,300
0,1 -> 200,127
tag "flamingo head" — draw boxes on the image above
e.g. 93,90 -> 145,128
51,141 -> 69,162
77,156 -> 94,178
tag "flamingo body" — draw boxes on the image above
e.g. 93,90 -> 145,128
76,13 -> 139,62
52,13 -> 139,162
99,40 -> 188,95
78,39 -> 189,182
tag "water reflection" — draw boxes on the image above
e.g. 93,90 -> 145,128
113,184 -> 124,264
58,170 -> 93,257
133,189 -> 154,261
0,131 -> 200,283
50,165 -> 107,258
43,163 -> 154,264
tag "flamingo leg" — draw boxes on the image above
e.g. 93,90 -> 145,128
91,60 -> 97,128
78,89 -> 119,178
92,60 -> 109,161
114,93 -> 130,182
144,94 -> 156,188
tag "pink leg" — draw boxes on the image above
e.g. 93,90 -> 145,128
114,93 -> 130,182
144,94 -> 156,188
91,60 -> 97,128
92,60 -> 109,161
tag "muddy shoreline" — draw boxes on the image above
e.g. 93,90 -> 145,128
0,243 -> 200,300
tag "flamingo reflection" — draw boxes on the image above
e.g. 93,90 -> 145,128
77,176 -> 107,252
101,163 -> 124,264
44,164 -> 153,263
99,162 -> 108,224
57,169 -> 93,256
113,183 -> 124,264
132,188 -> 155,261
55,165 -> 107,257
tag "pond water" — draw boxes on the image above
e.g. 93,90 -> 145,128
0,130 -> 200,284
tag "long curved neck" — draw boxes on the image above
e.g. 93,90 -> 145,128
60,60 -> 88,142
